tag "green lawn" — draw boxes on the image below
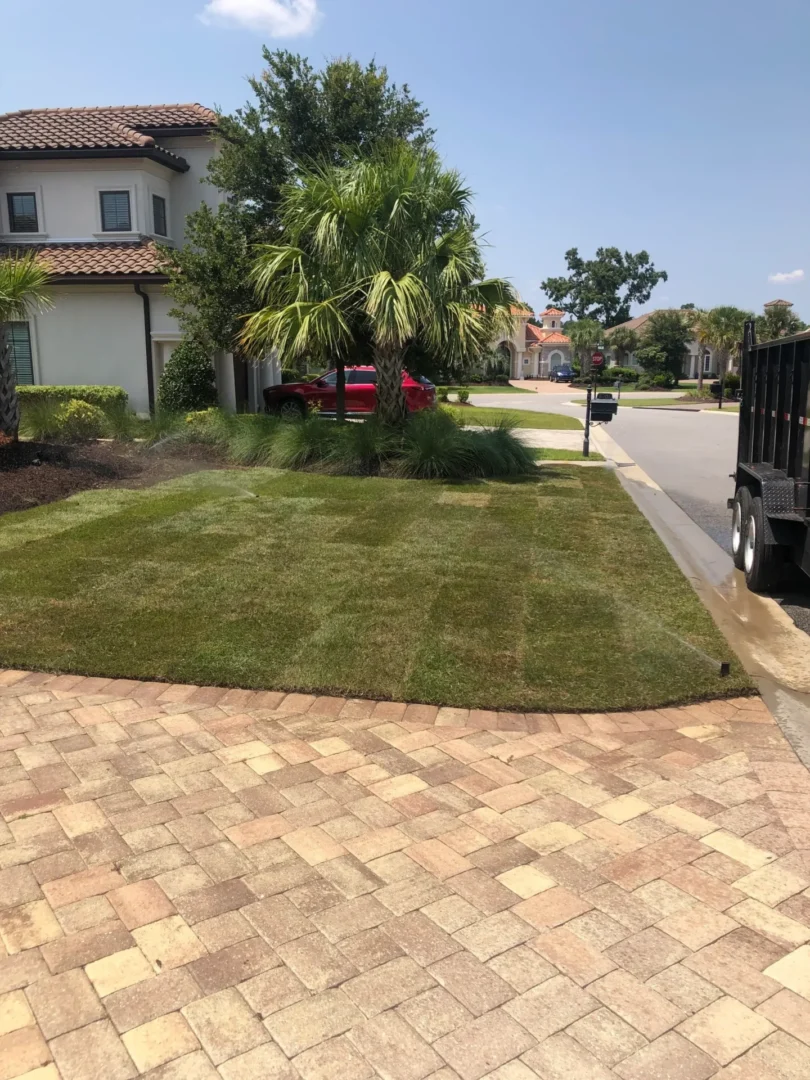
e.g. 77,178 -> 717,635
532,448 -> 604,462
448,406 -> 582,430
0,468 -> 749,711
438,385 -> 534,395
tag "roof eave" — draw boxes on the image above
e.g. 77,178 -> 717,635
136,125 -> 216,140
0,146 -> 190,173
48,272 -> 169,285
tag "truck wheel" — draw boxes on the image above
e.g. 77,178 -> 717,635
743,495 -> 782,592
731,487 -> 752,570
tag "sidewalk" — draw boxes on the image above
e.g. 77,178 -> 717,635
2,670 -> 809,1079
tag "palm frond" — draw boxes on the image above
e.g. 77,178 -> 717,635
0,252 -> 53,322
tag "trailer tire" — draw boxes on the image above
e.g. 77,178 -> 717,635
743,495 -> 782,592
731,487 -> 752,570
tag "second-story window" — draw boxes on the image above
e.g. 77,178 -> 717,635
152,195 -> 167,237
7,193 -> 38,233
100,191 -> 132,232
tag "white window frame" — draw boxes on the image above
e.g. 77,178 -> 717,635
703,351 -> 712,374
94,185 -> 138,237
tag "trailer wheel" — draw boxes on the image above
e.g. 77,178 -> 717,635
743,495 -> 782,592
731,487 -> 752,570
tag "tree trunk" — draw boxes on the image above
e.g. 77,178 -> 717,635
336,360 -> 346,423
0,338 -> 20,443
697,350 -> 704,394
374,345 -> 408,427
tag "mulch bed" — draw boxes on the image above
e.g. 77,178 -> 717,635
0,440 -> 223,516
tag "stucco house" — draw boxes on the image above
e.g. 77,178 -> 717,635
0,104 -> 278,414
603,310 -> 716,378
494,307 -> 573,378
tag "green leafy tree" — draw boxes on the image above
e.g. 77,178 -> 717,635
156,338 -> 218,414
566,319 -> 603,378
0,253 -> 52,441
541,247 -> 668,328
608,325 -> 640,367
243,145 -> 520,426
756,304 -> 806,343
639,310 -> 692,384
693,306 -> 753,380
163,50 -> 432,418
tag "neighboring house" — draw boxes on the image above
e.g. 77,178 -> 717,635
0,104 -> 278,413
493,307 -> 573,378
604,310 -> 715,378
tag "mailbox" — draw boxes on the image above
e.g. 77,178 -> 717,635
590,400 -> 618,422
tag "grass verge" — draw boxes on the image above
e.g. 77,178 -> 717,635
0,467 -> 750,711
438,385 -> 534,395
532,448 -> 604,462
448,406 -> 582,430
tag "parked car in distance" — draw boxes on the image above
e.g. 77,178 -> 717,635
552,366 -> 574,383
263,366 -> 436,419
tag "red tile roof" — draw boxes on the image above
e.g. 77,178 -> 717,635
0,104 -> 215,151
764,299 -> 793,308
539,306 -> 565,316
1,241 -> 166,280
525,324 -> 570,347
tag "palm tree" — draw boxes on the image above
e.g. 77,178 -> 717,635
242,145 -> 521,426
693,306 -> 752,390
607,325 -> 639,369
567,319 -> 603,379
0,253 -> 52,442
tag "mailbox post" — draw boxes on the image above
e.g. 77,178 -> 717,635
583,385 -> 592,457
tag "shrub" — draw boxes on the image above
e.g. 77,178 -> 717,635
103,401 -> 141,441
269,414 -> 341,469
396,409 -> 477,479
156,338 -> 218,414
468,420 -> 536,477
226,414 -> 282,466
725,372 -> 741,391
330,416 -> 399,475
468,373 -> 484,384
54,400 -> 107,441
17,385 -> 127,412
438,388 -> 450,403
637,372 -> 676,390
607,366 -> 638,382
494,374 -> 511,385
18,399 -> 62,441
183,408 -> 232,447
456,387 -> 470,404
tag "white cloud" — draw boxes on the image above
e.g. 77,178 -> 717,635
199,0 -> 322,36
768,269 -> 804,284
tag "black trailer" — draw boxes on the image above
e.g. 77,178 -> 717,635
731,319 -> 810,590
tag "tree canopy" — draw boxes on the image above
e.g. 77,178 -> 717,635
163,50 -> 433,358
637,310 -> 691,382
693,306 -> 753,375
607,325 -> 640,366
756,303 -> 806,343
541,247 -> 668,328
242,145 -> 520,425
566,319 -> 603,376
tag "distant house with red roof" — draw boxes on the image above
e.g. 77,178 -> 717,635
493,306 -> 573,378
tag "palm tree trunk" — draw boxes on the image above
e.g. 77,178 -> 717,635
374,345 -> 407,426
0,337 -> 21,443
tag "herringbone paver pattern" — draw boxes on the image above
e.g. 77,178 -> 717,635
1,670 -> 810,1078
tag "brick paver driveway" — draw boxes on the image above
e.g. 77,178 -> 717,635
2,672 -> 810,1079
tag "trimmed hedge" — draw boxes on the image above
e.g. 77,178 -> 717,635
17,385 -> 128,411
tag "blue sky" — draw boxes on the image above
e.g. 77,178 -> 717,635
3,0 -> 808,318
